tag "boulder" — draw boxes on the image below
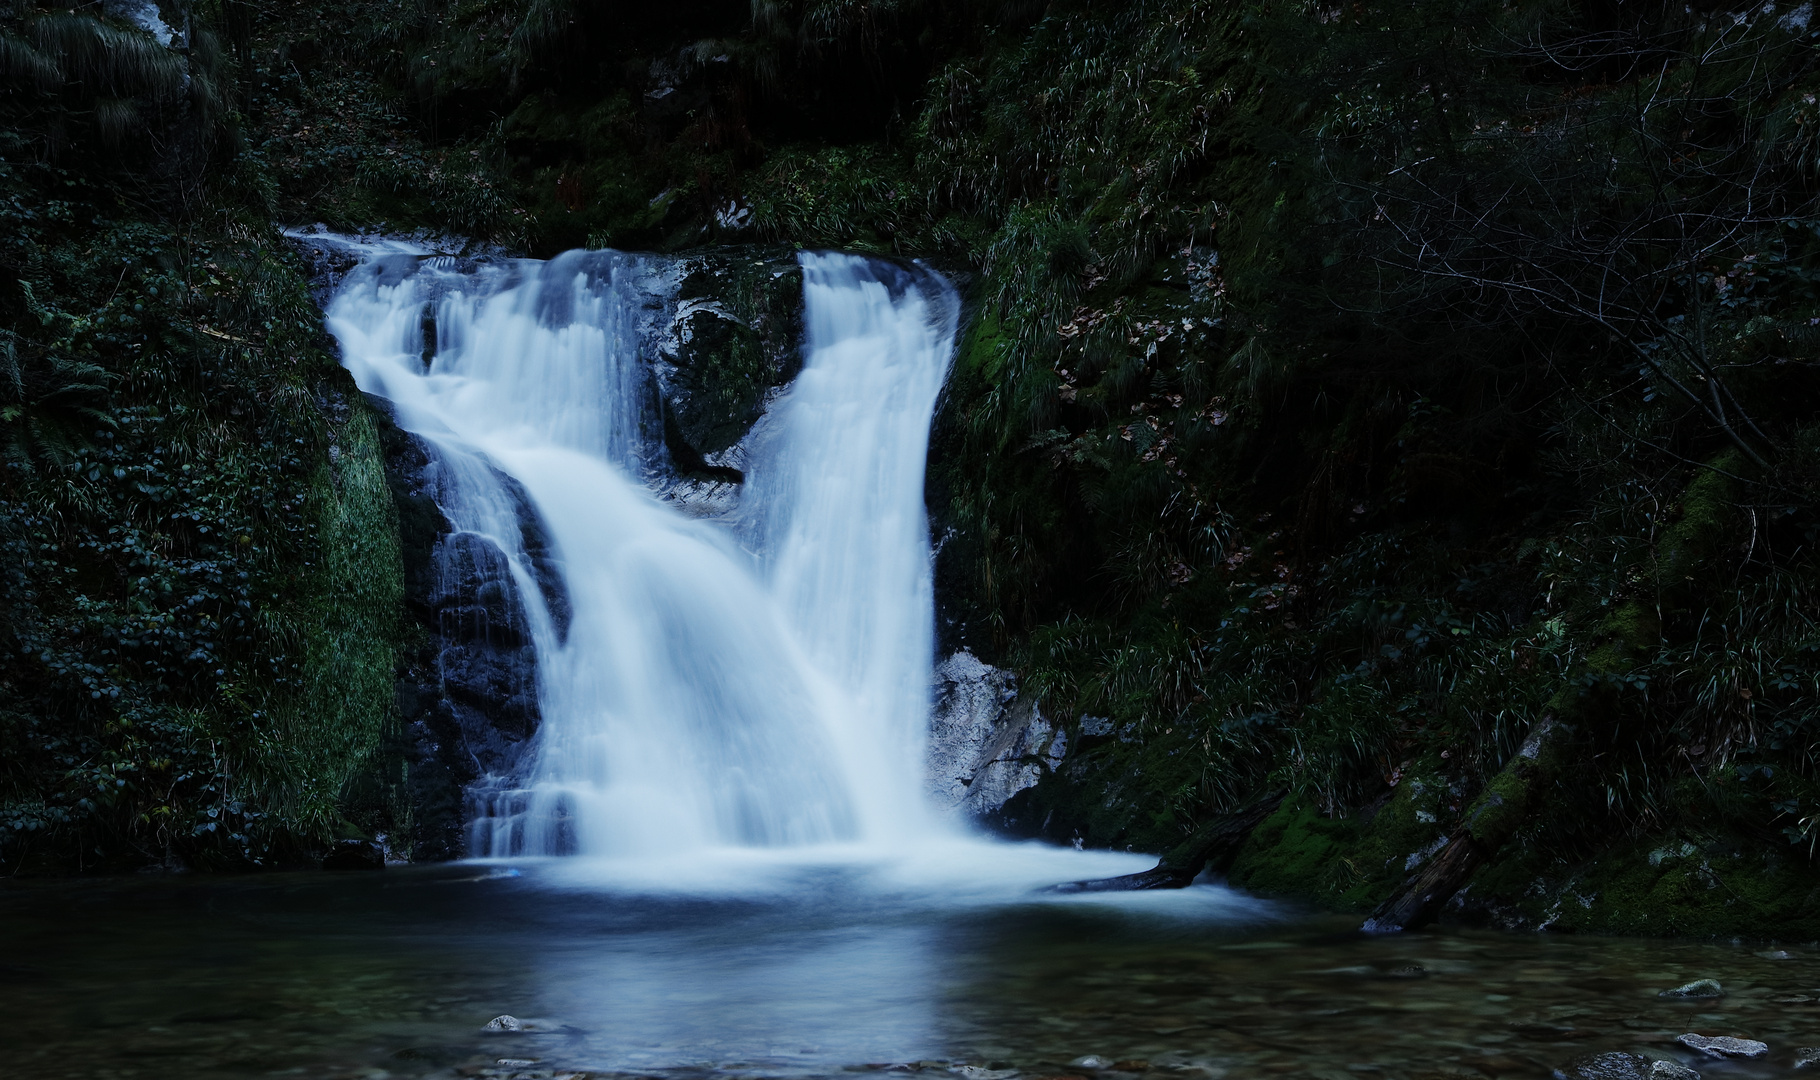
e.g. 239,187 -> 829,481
1676,1034 -> 1767,1058
655,250 -> 804,465
1553,1052 -> 1699,1080
926,650 -> 1019,813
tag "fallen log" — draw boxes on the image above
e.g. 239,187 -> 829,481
1043,790 -> 1286,893
1363,713 -> 1564,932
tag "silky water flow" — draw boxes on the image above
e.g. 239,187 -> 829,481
326,247 -> 964,863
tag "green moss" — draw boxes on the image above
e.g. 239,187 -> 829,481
1597,601 -> 1660,654
288,397 -> 404,836
1228,778 -> 1454,910
1466,834 -> 1820,939
1227,802 -> 1363,904
1465,768 -> 1531,848
958,308 -> 1009,383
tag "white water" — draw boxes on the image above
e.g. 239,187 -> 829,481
324,245 -> 969,860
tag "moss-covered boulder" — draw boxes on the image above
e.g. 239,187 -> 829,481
655,248 -> 804,473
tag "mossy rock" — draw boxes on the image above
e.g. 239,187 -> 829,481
1462,833 -> 1820,938
657,247 -> 804,463
1227,802 -> 1365,904
1226,784 -> 1449,910
990,718 -> 1203,852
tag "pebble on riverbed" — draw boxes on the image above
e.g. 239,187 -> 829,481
484,1014 -> 525,1032
1676,1034 -> 1768,1058
1658,979 -> 1725,999
1553,1051 -> 1700,1080
1796,1047 -> 1820,1070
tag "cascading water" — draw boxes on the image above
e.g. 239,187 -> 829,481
324,245 -> 959,859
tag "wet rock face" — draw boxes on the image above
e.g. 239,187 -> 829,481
360,246 -> 806,859
927,651 -> 1067,818
654,249 -> 804,473
375,408 -> 560,861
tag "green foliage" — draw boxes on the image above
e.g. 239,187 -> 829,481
893,0 -> 1820,931
0,3 -> 401,871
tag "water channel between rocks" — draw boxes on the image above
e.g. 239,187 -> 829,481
6,862 -> 1819,1080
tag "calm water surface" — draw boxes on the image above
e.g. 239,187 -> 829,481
6,858 -> 1817,1080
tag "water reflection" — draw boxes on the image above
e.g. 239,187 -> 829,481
4,859 -> 1813,1079
536,922 -> 938,1069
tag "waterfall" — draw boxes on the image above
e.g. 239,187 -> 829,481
324,245 -> 958,859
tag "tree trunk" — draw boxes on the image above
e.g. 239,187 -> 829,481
1044,790 -> 1286,893
1363,713 -> 1563,932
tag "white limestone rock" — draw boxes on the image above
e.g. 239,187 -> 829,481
927,651 -> 1066,817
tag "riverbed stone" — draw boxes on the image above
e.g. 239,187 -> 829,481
1659,980 -> 1725,999
1796,1047 -> 1820,1069
484,1014 -> 524,1032
1676,1034 -> 1767,1058
1553,1052 -> 1701,1080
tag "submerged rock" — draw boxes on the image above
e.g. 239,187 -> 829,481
484,1014 -> 524,1032
1659,979 -> 1725,999
1796,1047 -> 1820,1069
1553,1052 -> 1699,1080
1676,1034 -> 1767,1058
